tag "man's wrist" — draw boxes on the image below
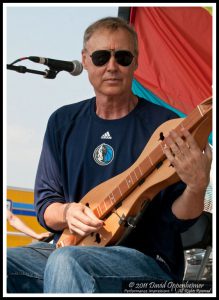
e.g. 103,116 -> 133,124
185,185 -> 207,197
63,203 -> 72,223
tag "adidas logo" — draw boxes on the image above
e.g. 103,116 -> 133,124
101,131 -> 112,139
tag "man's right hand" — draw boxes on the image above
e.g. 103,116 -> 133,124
65,202 -> 104,237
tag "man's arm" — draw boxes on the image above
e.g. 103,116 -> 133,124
163,128 -> 212,220
34,111 -> 103,236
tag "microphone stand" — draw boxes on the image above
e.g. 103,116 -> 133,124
7,64 -> 58,79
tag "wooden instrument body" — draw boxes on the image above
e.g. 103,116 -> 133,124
56,98 -> 212,248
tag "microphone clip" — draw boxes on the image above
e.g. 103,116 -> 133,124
44,68 -> 58,79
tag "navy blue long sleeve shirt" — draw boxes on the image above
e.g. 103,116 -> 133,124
34,96 -> 199,280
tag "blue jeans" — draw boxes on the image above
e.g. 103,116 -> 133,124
7,242 -> 173,293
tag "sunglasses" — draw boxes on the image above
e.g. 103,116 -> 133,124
89,50 -> 134,67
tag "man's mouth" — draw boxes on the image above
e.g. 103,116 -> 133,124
104,78 -> 121,81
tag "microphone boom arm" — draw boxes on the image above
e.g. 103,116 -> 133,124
7,64 -> 58,79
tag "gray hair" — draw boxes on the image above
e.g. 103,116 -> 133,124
83,17 -> 138,56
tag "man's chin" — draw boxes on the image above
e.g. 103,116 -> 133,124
100,87 -> 125,97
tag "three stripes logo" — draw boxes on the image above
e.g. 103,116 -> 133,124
101,131 -> 112,139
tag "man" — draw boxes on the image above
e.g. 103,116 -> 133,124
7,17 -> 212,293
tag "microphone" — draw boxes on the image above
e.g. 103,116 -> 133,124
28,56 -> 83,76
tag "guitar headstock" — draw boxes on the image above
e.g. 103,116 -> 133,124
198,96 -> 212,115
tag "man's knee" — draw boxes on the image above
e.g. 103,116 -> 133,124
45,246 -> 88,271
44,246 -> 95,292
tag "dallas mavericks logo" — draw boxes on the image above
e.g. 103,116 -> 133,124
93,143 -> 114,166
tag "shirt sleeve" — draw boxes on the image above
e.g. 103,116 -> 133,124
34,113 -> 65,232
160,181 -> 200,233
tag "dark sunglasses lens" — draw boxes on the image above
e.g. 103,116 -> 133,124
115,51 -> 134,66
91,51 -> 111,66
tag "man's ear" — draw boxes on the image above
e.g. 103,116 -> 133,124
82,50 -> 88,70
133,56 -> 138,71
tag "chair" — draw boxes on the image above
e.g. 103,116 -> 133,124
181,211 -> 212,280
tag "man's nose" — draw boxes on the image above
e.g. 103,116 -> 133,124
106,55 -> 118,70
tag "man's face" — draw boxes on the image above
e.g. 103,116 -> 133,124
82,28 -> 138,97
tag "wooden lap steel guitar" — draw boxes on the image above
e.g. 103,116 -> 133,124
56,97 -> 212,248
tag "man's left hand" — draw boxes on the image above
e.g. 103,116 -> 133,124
163,128 -> 212,193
